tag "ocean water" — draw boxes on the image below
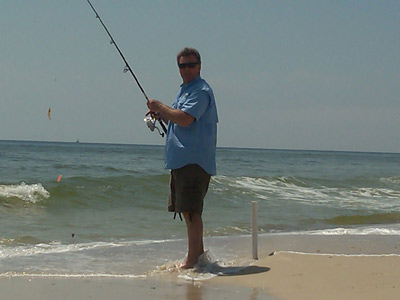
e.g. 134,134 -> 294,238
1,140 -> 400,277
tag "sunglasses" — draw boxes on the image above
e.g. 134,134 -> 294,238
178,62 -> 199,69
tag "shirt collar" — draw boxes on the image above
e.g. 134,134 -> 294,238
180,75 -> 202,88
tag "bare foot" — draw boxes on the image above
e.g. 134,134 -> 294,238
180,263 -> 195,269
179,258 -> 197,269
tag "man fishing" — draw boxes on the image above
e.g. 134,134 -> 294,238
147,47 -> 218,268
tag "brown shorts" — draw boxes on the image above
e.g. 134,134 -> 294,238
168,164 -> 211,215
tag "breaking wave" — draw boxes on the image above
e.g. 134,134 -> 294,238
0,183 -> 50,203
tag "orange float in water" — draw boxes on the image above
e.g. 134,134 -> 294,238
57,175 -> 62,182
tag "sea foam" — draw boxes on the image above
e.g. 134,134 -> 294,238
0,182 -> 50,203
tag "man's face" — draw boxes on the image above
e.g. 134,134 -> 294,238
178,55 -> 201,84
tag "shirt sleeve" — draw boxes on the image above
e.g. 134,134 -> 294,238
179,90 -> 210,121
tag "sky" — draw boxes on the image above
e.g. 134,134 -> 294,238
1,0 -> 399,152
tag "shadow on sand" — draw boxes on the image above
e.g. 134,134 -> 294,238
198,262 -> 270,277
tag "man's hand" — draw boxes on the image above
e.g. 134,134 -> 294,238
146,99 -> 164,113
146,98 -> 194,127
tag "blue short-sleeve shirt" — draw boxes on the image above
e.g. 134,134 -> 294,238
165,76 -> 218,175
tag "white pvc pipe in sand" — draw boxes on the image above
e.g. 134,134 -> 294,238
252,201 -> 258,260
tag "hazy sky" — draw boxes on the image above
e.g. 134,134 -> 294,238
1,1 -> 399,152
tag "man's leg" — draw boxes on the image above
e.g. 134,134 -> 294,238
181,212 -> 204,269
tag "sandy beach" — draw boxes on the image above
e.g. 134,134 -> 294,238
212,252 -> 400,300
209,234 -> 400,300
2,252 -> 399,300
1,234 -> 399,300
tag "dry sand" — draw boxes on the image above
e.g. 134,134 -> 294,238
211,251 -> 400,300
209,234 -> 400,299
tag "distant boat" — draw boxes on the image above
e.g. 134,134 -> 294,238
76,140 -> 80,143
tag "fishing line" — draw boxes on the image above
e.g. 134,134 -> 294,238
86,0 -> 167,136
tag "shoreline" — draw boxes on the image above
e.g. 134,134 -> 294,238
2,253 -> 399,300
1,234 -> 400,299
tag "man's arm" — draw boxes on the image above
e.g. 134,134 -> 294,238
147,99 -> 195,127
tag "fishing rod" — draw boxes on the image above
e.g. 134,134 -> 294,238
86,0 -> 167,137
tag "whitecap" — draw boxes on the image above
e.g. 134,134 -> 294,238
0,182 -> 50,203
